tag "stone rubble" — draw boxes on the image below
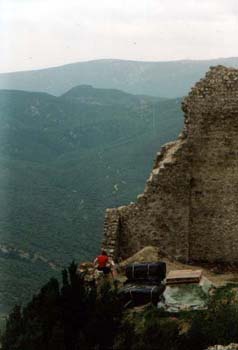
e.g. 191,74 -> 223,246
206,345 -> 238,350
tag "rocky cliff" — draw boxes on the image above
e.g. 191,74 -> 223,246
102,66 -> 238,264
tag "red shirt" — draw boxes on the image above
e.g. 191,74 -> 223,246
97,255 -> 109,268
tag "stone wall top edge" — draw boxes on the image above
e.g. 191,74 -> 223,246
182,65 -> 238,117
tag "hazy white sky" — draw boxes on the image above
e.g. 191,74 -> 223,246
0,0 -> 238,73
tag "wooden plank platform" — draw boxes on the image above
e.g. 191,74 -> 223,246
166,269 -> 203,285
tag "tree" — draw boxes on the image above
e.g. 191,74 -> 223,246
1,305 -> 23,350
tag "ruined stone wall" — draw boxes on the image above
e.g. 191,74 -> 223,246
185,66 -> 238,262
103,66 -> 238,263
102,208 -> 121,260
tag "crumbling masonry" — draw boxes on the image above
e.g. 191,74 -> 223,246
102,66 -> 238,264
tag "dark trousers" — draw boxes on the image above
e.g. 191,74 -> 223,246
97,266 -> 111,275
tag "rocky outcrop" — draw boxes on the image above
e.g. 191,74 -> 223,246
0,244 -> 60,270
102,66 -> 238,264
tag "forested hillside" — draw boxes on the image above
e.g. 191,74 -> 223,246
0,86 -> 183,310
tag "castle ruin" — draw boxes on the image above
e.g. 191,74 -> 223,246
102,66 -> 238,264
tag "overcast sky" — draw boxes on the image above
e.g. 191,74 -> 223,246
0,0 -> 238,73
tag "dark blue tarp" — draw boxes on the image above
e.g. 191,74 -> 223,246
125,262 -> 166,283
119,283 -> 165,307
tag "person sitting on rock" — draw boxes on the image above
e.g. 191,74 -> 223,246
94,250 -> 114,276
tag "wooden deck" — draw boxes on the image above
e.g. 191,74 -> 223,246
166,269 -> 203,284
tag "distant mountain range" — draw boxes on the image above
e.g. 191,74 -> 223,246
0,85 -> 183,310
1,57 -> 238,98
